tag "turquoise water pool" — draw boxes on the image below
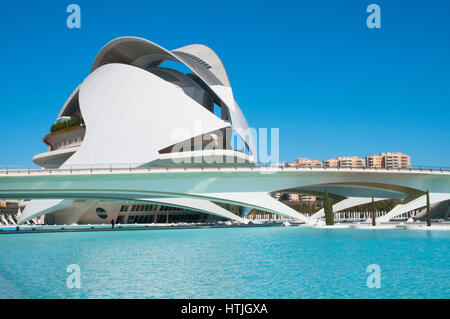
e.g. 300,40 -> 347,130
0,226 -> 448,298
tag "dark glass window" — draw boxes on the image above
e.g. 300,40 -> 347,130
96,207 -> 107,219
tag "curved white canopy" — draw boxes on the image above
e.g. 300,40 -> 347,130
90,37 -> 256,156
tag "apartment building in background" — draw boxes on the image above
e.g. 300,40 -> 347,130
289,193 -> 301,202
288,153 -> 411,170
299,194 -> 317,202
288,193 -> 318,202
288,158 -> 323,168
323,156 -> 365,168
366,152 -> 411,169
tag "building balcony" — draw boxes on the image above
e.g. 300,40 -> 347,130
43,125 -> 86,151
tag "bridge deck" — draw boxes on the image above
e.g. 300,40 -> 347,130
0,166 -> 449,177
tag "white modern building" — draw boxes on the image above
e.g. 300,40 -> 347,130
21,37 -> 260,225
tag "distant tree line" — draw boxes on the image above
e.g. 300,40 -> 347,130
338,199 -> 400,214
289,199 -> 402,216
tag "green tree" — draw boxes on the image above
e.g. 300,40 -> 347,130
371,197 -> 376,226
324,188 -> 334,225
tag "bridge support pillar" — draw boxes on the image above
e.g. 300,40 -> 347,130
309,197 -> 386,222
195,192 -> 308,223
377,193 -> 450,222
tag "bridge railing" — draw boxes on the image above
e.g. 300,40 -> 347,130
0,163 -> 449,175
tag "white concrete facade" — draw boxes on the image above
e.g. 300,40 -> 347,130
20,37 -> 265,224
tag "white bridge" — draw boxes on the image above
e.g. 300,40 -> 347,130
1,166 -> 449,225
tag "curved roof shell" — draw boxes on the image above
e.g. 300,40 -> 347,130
90,37 -> 256,156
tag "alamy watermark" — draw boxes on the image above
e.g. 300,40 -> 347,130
366,4 -> 381,29
366,264 -> 381,288
167,122 -> 280,166
66,264 -> 81,289
66,4 -> 81,29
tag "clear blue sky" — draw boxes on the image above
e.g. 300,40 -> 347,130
0,1 -> 449,167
